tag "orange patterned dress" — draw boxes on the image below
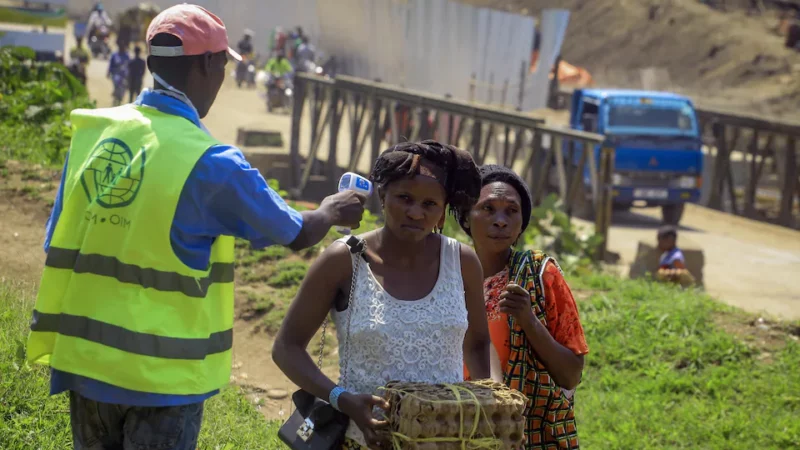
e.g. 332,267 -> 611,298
466,250 -> 589,449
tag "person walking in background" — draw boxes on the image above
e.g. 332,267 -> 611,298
270,26 -> 287,55
127,46 -> 146,103
461,164 -> 589,449
288,26 -> 305,58
26,5 -> 365,450
107,41 -> 130,105
294,36 -> 316,70
273,141 -> 495,449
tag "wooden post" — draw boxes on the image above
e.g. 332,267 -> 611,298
779,136 -> 797,227
708,122 -> 727,210
553,136 -> 568,199
507,127 -> 525,169
744,129 -> 760,218
389,101 -> 399,145
480,124 -> 495,166
471,120 -> 483,161
532,134 -> 553,205
585,140 -> 601,210
348,94 -> 367,173
566,149 -> 588,219
523,132 -> 541,198
595,147 -> 615,261
307,84 -> 322,182
327,87 -> 342,181
368,95 -> 383,213
370,96 -> 382,168
289,75 -> 307,193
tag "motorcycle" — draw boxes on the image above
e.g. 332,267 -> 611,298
236,57 -> 257,89
265,74 -> 293,113
89,25 -> 111,60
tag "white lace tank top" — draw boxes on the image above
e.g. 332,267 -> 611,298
331,235 -> 469,444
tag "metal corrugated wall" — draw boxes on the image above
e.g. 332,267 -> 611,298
314,0 -> 535,102
67,0 -> 536,103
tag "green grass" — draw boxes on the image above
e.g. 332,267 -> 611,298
0,281 -> 285,449
2,181 -> 799,448
267,260 -> 309,288
572,274 -> 800,449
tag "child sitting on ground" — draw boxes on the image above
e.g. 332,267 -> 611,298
655,225 -> 696,288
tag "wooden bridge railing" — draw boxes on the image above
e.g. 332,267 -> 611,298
288,73 -> 613,259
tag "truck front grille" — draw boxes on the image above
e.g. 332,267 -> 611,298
618,171 -> 676,188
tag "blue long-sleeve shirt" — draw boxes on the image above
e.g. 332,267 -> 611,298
46,89 -> 304,407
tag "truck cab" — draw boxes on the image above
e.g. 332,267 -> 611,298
569,89 -> 703,225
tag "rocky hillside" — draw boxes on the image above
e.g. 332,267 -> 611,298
468,0 -> 800,121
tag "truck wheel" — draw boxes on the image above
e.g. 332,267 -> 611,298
661,203 -> 685,225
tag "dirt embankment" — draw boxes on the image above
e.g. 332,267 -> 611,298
468,0 -> 800,121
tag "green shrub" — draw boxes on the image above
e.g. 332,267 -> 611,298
0,46 -> 95,166
521,193 -> 603,270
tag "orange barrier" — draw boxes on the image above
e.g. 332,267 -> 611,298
530,50 -> 594,88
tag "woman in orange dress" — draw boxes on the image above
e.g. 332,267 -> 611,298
462,165 -> 589,449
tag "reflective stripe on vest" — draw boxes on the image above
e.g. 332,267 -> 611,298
27,105 -> 236,396
44,247 -> 234,298
31,310 -> 233,359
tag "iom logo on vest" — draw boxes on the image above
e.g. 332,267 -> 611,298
81,138 -> 144,209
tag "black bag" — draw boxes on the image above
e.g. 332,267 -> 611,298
278,235 -> 365,450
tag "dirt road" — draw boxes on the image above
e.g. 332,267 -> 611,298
578,206 -> 800,320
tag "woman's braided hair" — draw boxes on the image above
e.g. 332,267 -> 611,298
370,140 -> 482,228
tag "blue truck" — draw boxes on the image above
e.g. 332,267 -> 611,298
567,89 -> 704,225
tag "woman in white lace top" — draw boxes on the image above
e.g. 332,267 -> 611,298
273,141 -> 493,449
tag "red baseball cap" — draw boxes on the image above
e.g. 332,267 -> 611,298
147,3 -> 241,61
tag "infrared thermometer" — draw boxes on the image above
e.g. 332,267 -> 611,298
336,172 -> 373,235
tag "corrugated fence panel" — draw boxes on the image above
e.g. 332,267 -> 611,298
67,0 -> 538,105
313,0 -> 534,103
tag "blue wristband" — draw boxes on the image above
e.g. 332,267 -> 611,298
329,386 -> 346,411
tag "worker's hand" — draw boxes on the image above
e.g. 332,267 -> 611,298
320,190 -> 366,229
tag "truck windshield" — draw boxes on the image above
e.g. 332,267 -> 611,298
607,103 -> 698,136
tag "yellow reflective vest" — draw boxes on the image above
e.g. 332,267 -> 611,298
27,105 -> 235,396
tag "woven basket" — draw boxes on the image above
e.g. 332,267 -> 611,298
380,379 -> 527,449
